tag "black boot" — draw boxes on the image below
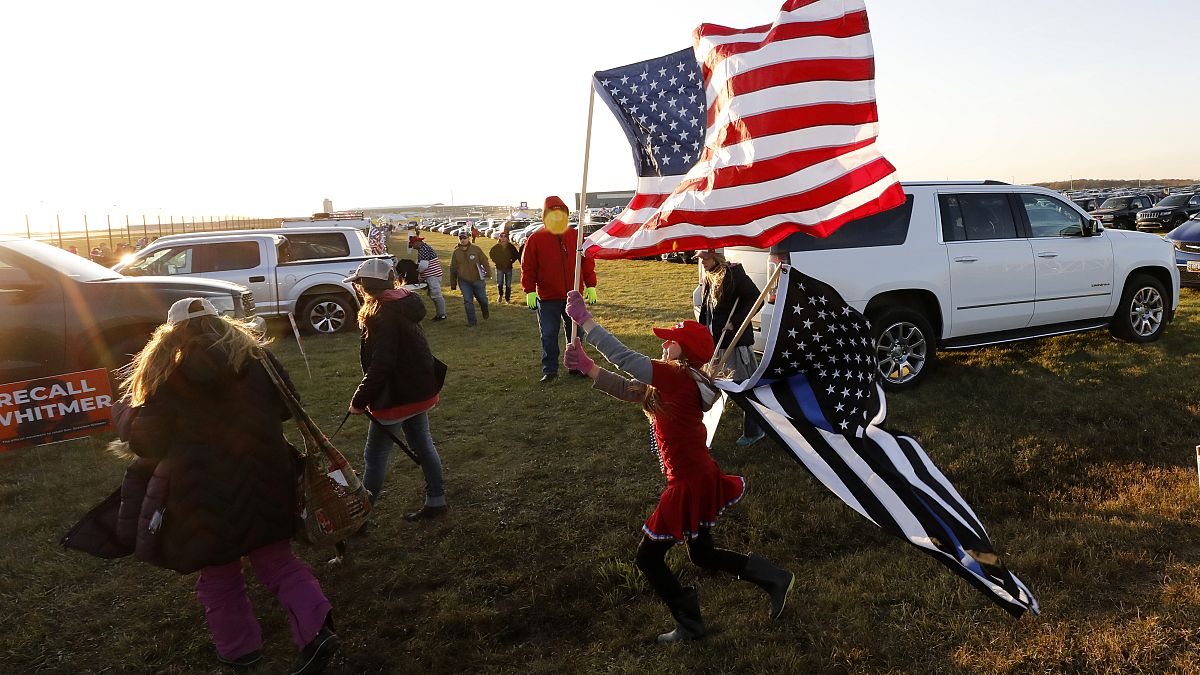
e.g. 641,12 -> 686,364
656,587 -> 706,644
739,554 -> 795,620
289,614 -> 339,674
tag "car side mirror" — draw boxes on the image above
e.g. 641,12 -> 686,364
1083,219 -> 1100,236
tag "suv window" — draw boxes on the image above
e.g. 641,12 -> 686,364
772,195 -> 914,251
939,193 -> 1020,241
126,242 -> 260,276
1132,197 -> 1150,210
125,246 -> 193,275
1020,195 -> 1085,237
193,242 -> 260,273
281,233 -> 351,261
0,256 -> 35,286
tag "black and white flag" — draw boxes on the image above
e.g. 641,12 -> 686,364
716,264 -> 1038,617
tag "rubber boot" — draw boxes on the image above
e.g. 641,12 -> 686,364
656,587 -> 706,644
740,554 -> 795,620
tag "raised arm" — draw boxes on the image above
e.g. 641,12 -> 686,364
564,338 -> 648,404
565,290 -> 653,384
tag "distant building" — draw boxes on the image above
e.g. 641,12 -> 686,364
576,190 -> 635,210
322,198 -> 333,213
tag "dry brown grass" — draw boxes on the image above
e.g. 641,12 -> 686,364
3,230 -> 1200,673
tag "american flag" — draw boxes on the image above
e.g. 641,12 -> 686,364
717,266 -> 1039,618
583,0 -> 905,260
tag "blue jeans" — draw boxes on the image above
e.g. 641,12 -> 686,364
537,299 -> 574,376
361,412 -> 445,507
458,279 -> 489,325
495,269 -> 513,301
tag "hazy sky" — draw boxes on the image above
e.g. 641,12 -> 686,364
2,0 -> 1196,229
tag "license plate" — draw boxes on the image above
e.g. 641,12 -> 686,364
1188,261 -> 1200,273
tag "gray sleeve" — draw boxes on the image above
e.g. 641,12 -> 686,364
583,324 -> 653,384
592,368 -> 645,403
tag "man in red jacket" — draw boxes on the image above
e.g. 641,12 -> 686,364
521,196 -> 598,383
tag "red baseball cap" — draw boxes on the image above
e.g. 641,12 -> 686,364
652,320 -> 714,365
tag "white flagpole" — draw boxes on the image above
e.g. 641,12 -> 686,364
571,83 -> 596,343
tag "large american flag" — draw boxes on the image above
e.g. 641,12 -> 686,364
583,0 -> 905,260
716,266 -> 1040,618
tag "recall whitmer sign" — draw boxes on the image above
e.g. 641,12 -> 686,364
0,369 -> 115,451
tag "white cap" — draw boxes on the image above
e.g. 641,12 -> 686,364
345,257 -> 395,289
167,297 -> 219,325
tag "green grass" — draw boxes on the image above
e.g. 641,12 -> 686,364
4,230 -> 1200,673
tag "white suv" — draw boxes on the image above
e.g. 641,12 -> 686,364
718,181 -> 1180,389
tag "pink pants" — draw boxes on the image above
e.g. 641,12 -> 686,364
194,539 -> 332,661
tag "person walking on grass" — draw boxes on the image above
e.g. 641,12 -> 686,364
448,231 -> 491,327
345,258 -> 449,521
66,297 -> 339,673
521,195 -> 598,383
697,248 -> 766,446
409,233 -> 447,321
562,290 -> 794,644
489,230 -> 520,303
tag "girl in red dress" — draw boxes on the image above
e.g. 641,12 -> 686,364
563,290 -> 794,644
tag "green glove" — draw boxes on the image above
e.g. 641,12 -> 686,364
526,291 -> 539,310
584,287 -> 598,305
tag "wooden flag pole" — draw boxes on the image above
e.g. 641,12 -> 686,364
571,83 -> 596,343
713,263 -> 783,373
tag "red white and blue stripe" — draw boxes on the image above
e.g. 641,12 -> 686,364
584,0 -> 905,260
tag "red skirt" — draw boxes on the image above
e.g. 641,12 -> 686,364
642,469 -> 746,543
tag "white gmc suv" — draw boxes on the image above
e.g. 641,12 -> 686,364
719,181 -> 1179,389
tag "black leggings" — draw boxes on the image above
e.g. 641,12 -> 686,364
635,528 -> 748,602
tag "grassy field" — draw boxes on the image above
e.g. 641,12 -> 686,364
4,230 -> 1200,673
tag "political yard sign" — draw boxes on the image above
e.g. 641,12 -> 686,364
0,369 -> 115,451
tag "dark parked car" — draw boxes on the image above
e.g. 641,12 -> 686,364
1165,215 -> 1200,287
0,237 -> 259,383
1090,194 -> 1155,230
1071,196 -> 1103,212
1136,193 -> 1200,232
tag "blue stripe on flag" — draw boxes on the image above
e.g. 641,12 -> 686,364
916,494 -> 985,577
789,373 -> 833,433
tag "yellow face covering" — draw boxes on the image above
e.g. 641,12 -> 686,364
544,209 -> 569,235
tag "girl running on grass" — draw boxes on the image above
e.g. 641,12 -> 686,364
69,297 -> 338,673
562,290 -> 794,644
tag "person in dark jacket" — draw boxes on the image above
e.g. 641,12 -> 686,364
69,297 -> 339,673
488,230 -> 520,303
346,258 -> 448,521
696,249 -> 765,446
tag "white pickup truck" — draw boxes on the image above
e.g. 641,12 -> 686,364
115,227 -> 392,334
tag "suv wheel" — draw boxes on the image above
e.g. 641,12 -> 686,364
869,306 -> 936,390
301,294 -> 353,334
1110,275 -> 1167,343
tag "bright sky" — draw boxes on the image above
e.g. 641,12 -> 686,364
2,0 -> 1196,231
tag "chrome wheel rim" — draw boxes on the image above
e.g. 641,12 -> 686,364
310,301 -> 347,333
1129,287 -> 1164,337
875,321 -> 927,385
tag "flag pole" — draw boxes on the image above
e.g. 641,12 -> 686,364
713,263 -> 783,373
571,83 -> 596,343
